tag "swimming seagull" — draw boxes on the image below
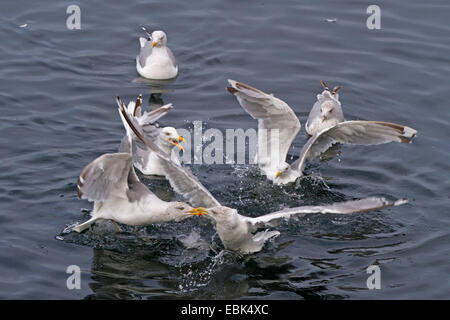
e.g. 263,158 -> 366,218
117,96 -> 185,176
136,27 -> 178,80
119,102 -> 408,254
72,105 -> 195,233
227,79 -> 417,185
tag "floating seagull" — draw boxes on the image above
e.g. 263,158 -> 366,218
72,105 -> 194,233
136,27 -> 178,80
227,79 -> 417,185
119,102 -> 408,254
117,96 -> 185,176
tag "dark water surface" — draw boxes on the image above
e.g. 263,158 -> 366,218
0,0 -> 449,299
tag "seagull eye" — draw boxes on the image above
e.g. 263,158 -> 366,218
176,206 -> 185,210
165,132 -> 170,136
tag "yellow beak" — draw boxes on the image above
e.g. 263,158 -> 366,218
178,136 -> 186,143
169,139 -> 184,151
275,171 -> 282,178
152,41 -> 157,48
186,207 -> 208,216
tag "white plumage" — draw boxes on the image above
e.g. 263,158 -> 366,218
136,29 -> 178,80
118,102 -> 408,254
227,79 -> 417,185
117,96 -> 185,177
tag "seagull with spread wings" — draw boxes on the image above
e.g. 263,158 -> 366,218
117,95 -> 185,176
227,79 -> 417,185
119,101 -> 408,254
72,102 -> 194,233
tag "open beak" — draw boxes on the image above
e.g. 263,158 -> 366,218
178,136 -> 186,143
275,171 -> 282,178
186,207 -> 208,216
169,138 -> 184,151
152,41 -> 157,48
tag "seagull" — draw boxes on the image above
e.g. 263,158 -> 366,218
305,80 -> 343,135
72,105 -> 195,233
136,27 -> 178,80
117,96 -> 185,176
189,197 -> 407,254
118,101 -> 409,254
226,79 -> 417,185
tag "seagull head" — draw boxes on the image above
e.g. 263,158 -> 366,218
151,30 -> 168,48
319,100 -> 336,122
168,202 -> 196,217
186,206 -> 237,223
159,127 -> 185,152
275,162 -> 291,179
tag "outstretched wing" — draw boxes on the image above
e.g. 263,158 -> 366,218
77,153 -> 133,202
116,96 -> 173,161
294,121 -> 417,174
227,79 -> 301,170
137,103 -> 173,143
244,197 -> 408,231
138,103 -> 173,126
117,99 -> 221,208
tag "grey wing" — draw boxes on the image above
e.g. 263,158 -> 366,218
117,101 -> 221,208
119,135 -> 132,154
244,197 -> 408,232
160,162 -> 220,208
138,41 -> 153,68
132,103 -> 174,161
137,103 -> 173,126
77,153 -> 133,202
166,47 -> 177,68
294,121 -> 418,174
227,79 -> 301,166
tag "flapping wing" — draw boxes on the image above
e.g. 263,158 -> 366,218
77,153 -> 132,202
138,103 -> 173,126
294,121 -> 417,173
117,96 -> 173,151
244,197 -> 408,231
227,79 -> 301,167
137,103 -> 173,143
117,99 -> 221,208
